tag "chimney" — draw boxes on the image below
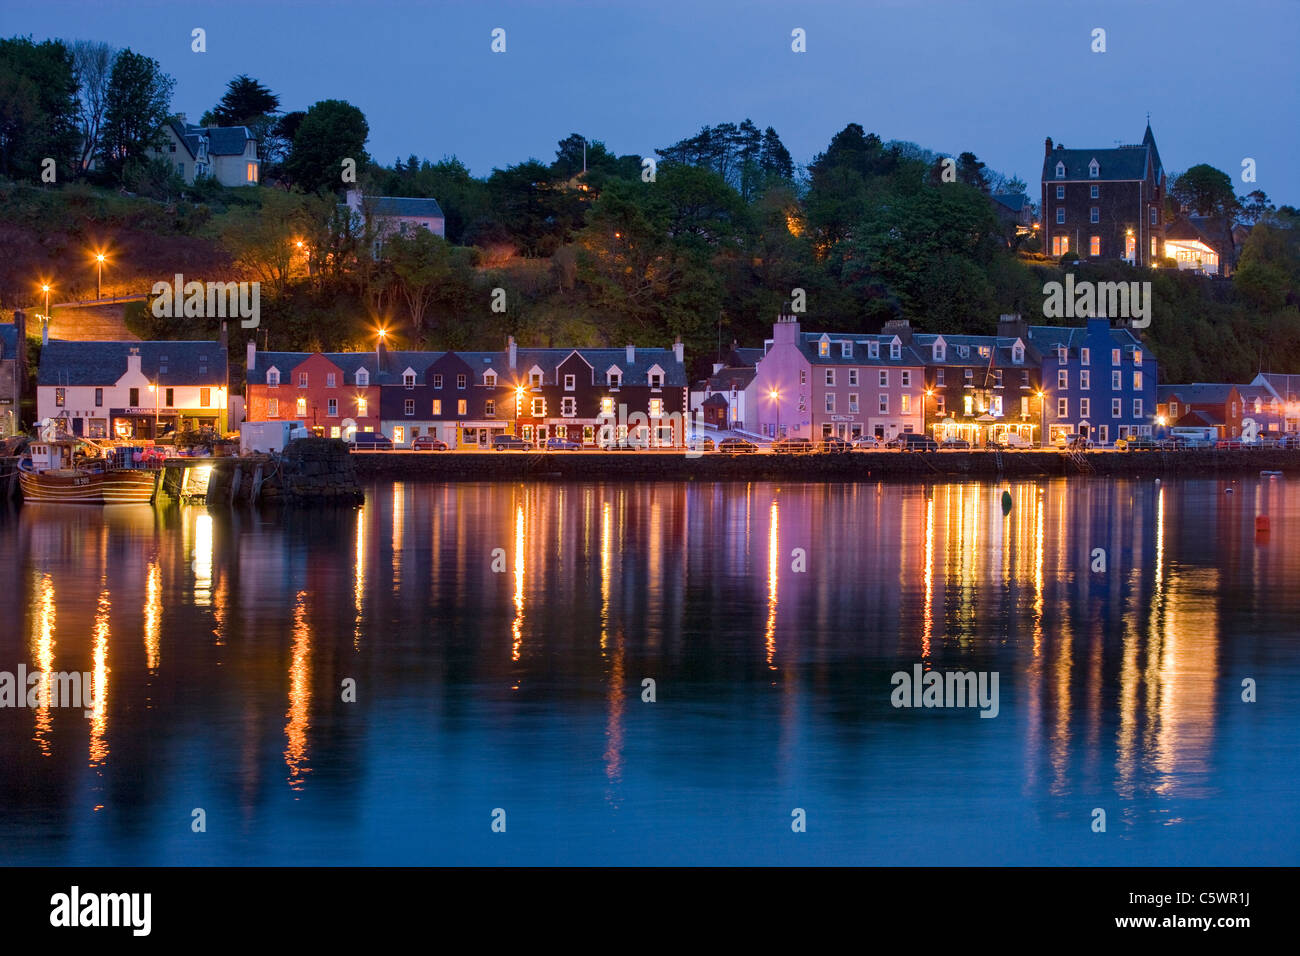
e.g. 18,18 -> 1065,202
673,335 -> 683,365
507,335 -> 517,371
626,344 -> 635,364
772,313 -> 801,346
1045,137 -> 1053,156
376,336 -> 387,371
41,316 -> 49,346
246,339 -> 256,371
127,348 -> 141,375
997,313 -> 1027,340
881,318 -> 913,344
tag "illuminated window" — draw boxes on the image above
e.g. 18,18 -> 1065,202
1052,235 -> 1069,255
1090,235 -> 1101,256
1112,348 -> 1121,365
268,398 -> 279,418
246,162 -> 258,183
55,387 -> 65,407
1134,371 -> 1143,390
200,387 -> 211,407
1133,350 -> 1142,366
392,426 -> 404,444
331,426 -> 340,438
901,394 -> 911,413
357,397 -> 368,416
819,340 -> 829,356
601,397 -> 615,416
963,395 -> 972,416
649,398 -> 663,417
432,400 -> 442,415
457,400 -> 467,415
296,397 -> 306,416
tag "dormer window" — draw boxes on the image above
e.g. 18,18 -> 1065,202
840,341 -> 851,358
530,371 -> 542,387
1012,344 -> 1024,364
483,371 -> 496,387
889,342 -> 901,360
607,369 -> 621,387
403,372 -> 415,388
1088,159 -> 1099,178
1055,161 -> 1065,179
649,371 -> 663,387
1058,347 -> 1067,364
957,345 -> 969,359
868,342 -> 880,359
267,368 -> 280,386
933,341 -> 945,362
818,338 -> 830,357
356,368 -> 369,387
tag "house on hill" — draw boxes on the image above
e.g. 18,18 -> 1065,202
1040,124 -> 1166,264
149,118 -> 260,187
345,188 -> 446,257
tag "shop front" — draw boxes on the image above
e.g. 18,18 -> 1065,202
458,420 -> 511,448
111,407 -> 180,441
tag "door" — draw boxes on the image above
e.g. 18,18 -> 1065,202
478,428 -> 488,448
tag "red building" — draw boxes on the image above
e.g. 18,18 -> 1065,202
244,345 -> 382,438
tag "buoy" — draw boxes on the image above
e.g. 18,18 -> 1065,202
1001,490 -> 1013,514
1225,488 -> 1234,495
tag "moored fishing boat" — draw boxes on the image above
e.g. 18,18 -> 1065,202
18,438 -> 159,504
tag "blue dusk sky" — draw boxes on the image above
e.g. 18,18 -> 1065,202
6,0 -> 1298,203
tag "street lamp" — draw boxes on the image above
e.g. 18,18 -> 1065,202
148,382 -> 159,440
94,252 -> 106,299
40,282 -> 51,319
515,384 -> 525,441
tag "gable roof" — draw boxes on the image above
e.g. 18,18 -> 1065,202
366,196 -> 445,219
186,123 -> 254,156
246,351 -> 375,385
1158,383 -> 1237,405
1042,126 -> 1160,183
38,340 -> 226,386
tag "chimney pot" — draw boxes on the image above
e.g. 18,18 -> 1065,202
246,340 -> 256,371
626,344 -> 635,364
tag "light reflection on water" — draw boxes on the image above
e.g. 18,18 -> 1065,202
0,478 -> 1297,865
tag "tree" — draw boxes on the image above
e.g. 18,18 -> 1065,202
285,99 -> 369,193
207,74 -> 279,126
1237,189 -> 1275,226
956,152 -> 989,192
214,188 -> 327,294
0,37 -> 81,181
69,39 -> 118,172
387,228 -> 454,331
100,48 -> 175,184
1169,164 -> 1239,218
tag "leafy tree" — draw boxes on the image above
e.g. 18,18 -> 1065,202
1169,164 -> 1239,219
0,37 -> 81,180
1237,189 -> 1275,226
207,74 -> 279,126
100,48 -> 175,184
213,187 -> 327,293
285,99 -> 369,193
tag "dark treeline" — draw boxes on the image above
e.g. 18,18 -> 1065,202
2,35 -> 1298,383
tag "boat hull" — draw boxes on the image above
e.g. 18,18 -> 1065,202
18,468 -> 158,504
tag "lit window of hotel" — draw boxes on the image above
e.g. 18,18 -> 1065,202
901,394 -> 911,413
1150,237 -> 1158,258
392,427 -> 404,444
357,398 -> 368,416
601,397 -> 614,416
1112,348 -> 1121,365
328,399 -> 337,416
963,395 -> 973,416
1133,371 -> 1143,390
432,400 -> 442,415
296,397 -> 306,416
200,387 -> 211,407
246,163 -> 258,183
1052,236 -> 1069,256
457,400 -> 467,415
649,398 -> 663,418
1090,236 -> 1101,256
819,339 -> 829,356
1020,396 -> 1028,416
1133,350 -> 1142,366
55,388 -> 65,406
268,398 -> 279,418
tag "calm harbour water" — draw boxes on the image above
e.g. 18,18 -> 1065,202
0,478 -> 1297,866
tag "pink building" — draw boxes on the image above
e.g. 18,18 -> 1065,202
751,316 -> 926,441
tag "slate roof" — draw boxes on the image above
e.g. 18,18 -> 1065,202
911,332 -> 1039,368
186,123 -> 253,156
1025,323 -> 1147,357
1174,409 -> 1221,427
1041,126 -> 1161,183
1256,373 -> 1300,403
516,348 -> 687,386
992,193 -> 1030,213
707,366 -> 757,390
38,340 -> 226,386
793,332 -> 926,367
366,196 -> 445,219
1157,384 -> 1237,405
246,351 -> 378,385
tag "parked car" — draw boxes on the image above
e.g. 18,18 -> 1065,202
996,433 -> 1033,449
886,434 -> 939,452
685,436 -> 716,453
773,437 -> 815,454
819,436 -> 852,454
717,437 -> 758,455
351,431 -> 393,450
544,437 -> 581,451
492,435 -> 532,451
1215,438 -> 1246,450
851,435 -> 882,451
1278,434 -> 1300,449
939,438 -> 971,450
1117,437 -> 1161,451
411,436 -> 448,451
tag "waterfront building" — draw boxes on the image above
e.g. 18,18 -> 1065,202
1246,372 -> 1300,435
244,344 -> 381,438
1027,316 -> 1157,445
1156,384 -> 1244,440
36,336 -> 229,440
0,310 -> 27,437
376,348 -> 512,448
690,344 -> 764,433
751,315 -> 926,441
911,316 -> 1045,446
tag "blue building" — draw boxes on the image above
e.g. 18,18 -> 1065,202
1028,317 -> 1157,446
